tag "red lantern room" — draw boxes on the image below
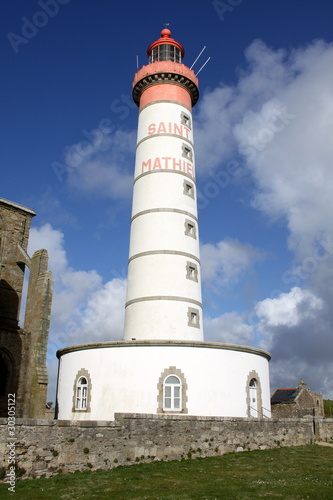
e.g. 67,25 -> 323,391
132,29 -> 199,108
147,28 -> 185,63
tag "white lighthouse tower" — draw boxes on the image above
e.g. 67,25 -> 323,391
56,29 -> 271,421
124,28 -> 203,342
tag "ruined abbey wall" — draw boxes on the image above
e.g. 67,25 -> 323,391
0,198 -> 53,418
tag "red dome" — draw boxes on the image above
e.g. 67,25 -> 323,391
147,29 -> 185,59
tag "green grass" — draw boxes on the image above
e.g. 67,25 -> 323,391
324,399 -> 333,417
0,445 -> 332,499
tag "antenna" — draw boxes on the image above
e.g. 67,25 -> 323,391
190,46 -> 206,70
136,55 -> 139,70
195,56 -> 211,76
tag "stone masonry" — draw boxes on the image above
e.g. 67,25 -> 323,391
0,413 -> 332,479
0,198 -> 53,418
271,380 -> 324,418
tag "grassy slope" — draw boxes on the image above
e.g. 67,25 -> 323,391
0,445 -> 332,499
324,399 -> 333,417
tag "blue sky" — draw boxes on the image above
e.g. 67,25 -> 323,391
1,0 -> 333,401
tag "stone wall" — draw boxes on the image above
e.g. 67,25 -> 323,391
271,381 -> 324,418
316,417 -> 333,442
1,414 -> 332,479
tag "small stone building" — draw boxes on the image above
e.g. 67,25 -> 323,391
271,379 -> 324,418
0,198 -> 53,418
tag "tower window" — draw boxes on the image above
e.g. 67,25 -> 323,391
150,44 -> 182,63
180,112 -> 191,129
182,144 -> 193,162
187,307 -> 200,328
249,378 -> 258,416
76,377 -> 88,410
186,261 -> 198,282
157,366 -> 188,414
163,375 -> 181,410
183,180 -> 194,199
72,368 -> 92,412
246,371 -> 265,418
184,220 -> 196,239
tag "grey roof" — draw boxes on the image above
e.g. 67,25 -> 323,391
271,388 -> 299,404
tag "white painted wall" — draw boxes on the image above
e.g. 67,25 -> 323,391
136,102 -> 194,147
126,254 -> 201,301
128,212 -> 199,255
124,91 -> 202,342
124,301 -> 203,341
57,343 -> 271,421
132,172 -> 197,216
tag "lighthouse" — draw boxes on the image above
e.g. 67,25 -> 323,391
124,28 -> 203,342
56,29 -> 271,421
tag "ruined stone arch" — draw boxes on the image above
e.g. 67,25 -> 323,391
0,347 -> 14,397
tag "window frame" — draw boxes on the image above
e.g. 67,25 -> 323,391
184,219 -> 197,239
183,180 -> 195,199
76,376 -> 88,410
163,375 -> 182,411
180,112 -> 191,129
72,368 -> 92,412
187,307 -> 200,328
150,44 -> 182,63
246,371 -> 263,418
182,143 -> 193,162
186,261 -> 198,282
157,366 -> 188,414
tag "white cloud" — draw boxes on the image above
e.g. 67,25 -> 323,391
196,39 -> 333,261
204,311 -> 254,345
269,358 -> 333,398
200,238 -> 263,286
28,223 -> 67,278
73,279 -> 126,343
195,39 -> 333,397
255,287 -> 323,329
60,128 -> 135,200
28,224 -> 127,401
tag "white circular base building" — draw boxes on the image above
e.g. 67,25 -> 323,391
56,341 -> 271,420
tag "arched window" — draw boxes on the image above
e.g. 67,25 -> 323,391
246,371 -> 263,417
157,367 -> 188,414
76,377 -> 88,410
72,369 -> 92,412
249,378 -> 258,417
164,375 -> 181,411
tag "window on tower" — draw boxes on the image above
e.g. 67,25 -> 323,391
163,375 -> 181,410
246,371 -> 263,418
72,368 -> 92,412
187,307 -> 200,328
181,112 -> 191,129
157,366 -> 188,414
186,261 -> 198,282
150,44 -> 182,63
184,220 -> 196,239
182,144 -> 193,162
183,180 -> 194,199
76,377 -> 88,410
